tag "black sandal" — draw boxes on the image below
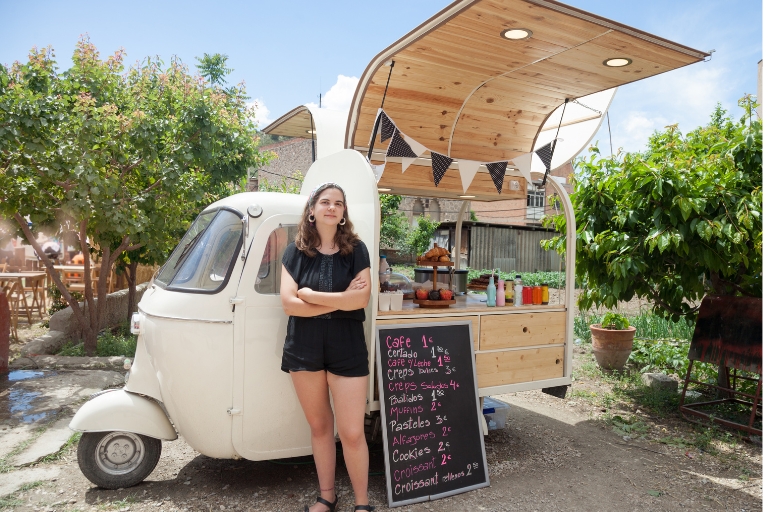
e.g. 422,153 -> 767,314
354,506 -> 375,511
304,495 -> 338,512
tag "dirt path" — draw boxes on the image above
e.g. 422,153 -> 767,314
1,321 -> 761,511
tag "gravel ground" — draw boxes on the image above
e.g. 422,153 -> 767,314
2,352 -> 761,512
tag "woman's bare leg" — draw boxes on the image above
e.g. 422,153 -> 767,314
327,374 -> 369,506
291,371 -> 337,511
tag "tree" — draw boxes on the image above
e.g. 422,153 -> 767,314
543,98 -> 762,322
195,53 -> 233,87
0,39 -> 268,354
379,194 -> 409,253
406,216 -> 441,257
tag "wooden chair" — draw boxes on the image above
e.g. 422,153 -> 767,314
0,280 -> 21,339
22,274 -> 47,319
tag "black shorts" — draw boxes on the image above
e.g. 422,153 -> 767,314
281,317 -> 369,377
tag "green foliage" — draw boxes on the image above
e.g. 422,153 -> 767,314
469,210 -> 478,221
405,215 -> 441,256
466,268 -> 565,288
59,328 -> 137,357
195,53 -> 233,86
380,194 -> 409,252
259,170 -> 303,194
43,284 -> 83,327
543,100 -> 762,321
600,311 -> 630,330
0,39 -> 269,353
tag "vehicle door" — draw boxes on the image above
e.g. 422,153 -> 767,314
231,214 -> 316,460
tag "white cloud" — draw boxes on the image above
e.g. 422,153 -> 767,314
587,63 -> 736,154
249,99 -> 273,129
305,74 -> 359,112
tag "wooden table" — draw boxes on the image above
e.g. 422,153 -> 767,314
52,265 -> 113,293
0,272 -> 47,327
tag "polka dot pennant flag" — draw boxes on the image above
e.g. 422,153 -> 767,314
534,139 -> 557,172
485,162 -> 507,194
380,112 -> 395,143
430,152 -> 453,186
386,129 -> 418,159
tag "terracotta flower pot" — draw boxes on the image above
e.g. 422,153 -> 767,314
589,324 -> 636,371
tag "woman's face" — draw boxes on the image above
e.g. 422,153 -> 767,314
311,188 -> 345,227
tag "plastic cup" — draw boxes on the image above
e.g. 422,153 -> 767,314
390,293 -> 403,311
378,293 -> 391,311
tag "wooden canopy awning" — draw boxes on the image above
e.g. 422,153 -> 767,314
346,0 -> 709,201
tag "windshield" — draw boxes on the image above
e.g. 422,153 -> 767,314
156,208 -> 243,293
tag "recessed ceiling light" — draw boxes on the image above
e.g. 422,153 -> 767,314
306,129 -> 316,134
603,58 -> 632,67
378,188 -> 392,192
459,195 -> 475,199
501,28 -> 532,40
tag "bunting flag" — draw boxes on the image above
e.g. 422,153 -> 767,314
511,152 -> 533,185
457,160 -> 482,193
386,129 -> 417,159
485,162 -> 507,194
535,139 -> 558,172
371,162 -> 386,183
380,112 -> 395,143
430,152 -> 453,186
402,132 -> 427,158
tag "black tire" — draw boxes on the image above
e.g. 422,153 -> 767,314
77,431 -> 162,489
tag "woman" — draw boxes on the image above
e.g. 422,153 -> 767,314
280,182 -> 374,512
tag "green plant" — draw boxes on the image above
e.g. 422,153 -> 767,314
59,328 -> 137,357
543,99 -> 762,322
258,170 -> 304,194
466,269 -> 566,289
406,215 -> 441,256
0,38 -> 269,354
600,312 -> 630,330
379,194 -> 410,253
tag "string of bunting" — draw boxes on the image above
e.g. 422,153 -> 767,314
370,108 -> 560,194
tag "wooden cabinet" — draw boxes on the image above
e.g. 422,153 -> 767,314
479,311 -> 566,351
476,346 -> 564,388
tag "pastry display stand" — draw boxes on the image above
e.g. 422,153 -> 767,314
413,259 -> 456,308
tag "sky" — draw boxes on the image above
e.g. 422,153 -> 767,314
0,0 -> 762,155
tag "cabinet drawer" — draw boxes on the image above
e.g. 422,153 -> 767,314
479,311 -> 565,351
476,346 -> 564,388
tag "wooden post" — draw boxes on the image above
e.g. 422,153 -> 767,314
0,291 -> 9,374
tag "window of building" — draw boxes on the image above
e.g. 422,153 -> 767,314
526,184 -> 545,220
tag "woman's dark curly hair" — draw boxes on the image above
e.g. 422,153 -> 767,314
295,182 -> 360,257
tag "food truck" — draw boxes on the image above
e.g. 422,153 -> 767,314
69,0 -> 710,489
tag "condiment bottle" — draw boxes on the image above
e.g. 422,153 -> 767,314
542,284 -> 549,305
533,285 -> 542,305
486,270 -> 496,307
514,274 -> 523,307
379,254 -> 389,285
505,281 -> 514,303
496,273 -> 505,306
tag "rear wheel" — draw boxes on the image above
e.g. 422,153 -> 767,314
77,431 -> 161,489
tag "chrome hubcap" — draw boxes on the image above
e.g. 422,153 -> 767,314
95,432 -> 145,475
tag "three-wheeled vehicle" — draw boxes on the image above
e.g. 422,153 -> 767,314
70,0 -> 710,488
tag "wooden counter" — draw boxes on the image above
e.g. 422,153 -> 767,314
376,293 -> 564,318
375,294 -> 568,391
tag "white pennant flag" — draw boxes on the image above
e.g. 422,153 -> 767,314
511,152 -> 533,186
400,132 -> 427,172
400,157 -> 417,173
457,160 -> 482,193
371,162 -> 386,183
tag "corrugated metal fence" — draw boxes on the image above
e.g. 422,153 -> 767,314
468,225 -> 562,272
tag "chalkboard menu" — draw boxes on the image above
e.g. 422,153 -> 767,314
375,321 -> 489,508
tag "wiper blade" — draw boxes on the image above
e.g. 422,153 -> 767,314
173,230 -> 205,270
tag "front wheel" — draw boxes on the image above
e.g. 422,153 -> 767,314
77,431 -> 161,489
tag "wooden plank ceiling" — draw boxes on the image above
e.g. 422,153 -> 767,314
347,0 -> 709,201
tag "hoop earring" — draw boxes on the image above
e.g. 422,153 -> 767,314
339,217 -> 346,226
308,214 -> 315,223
